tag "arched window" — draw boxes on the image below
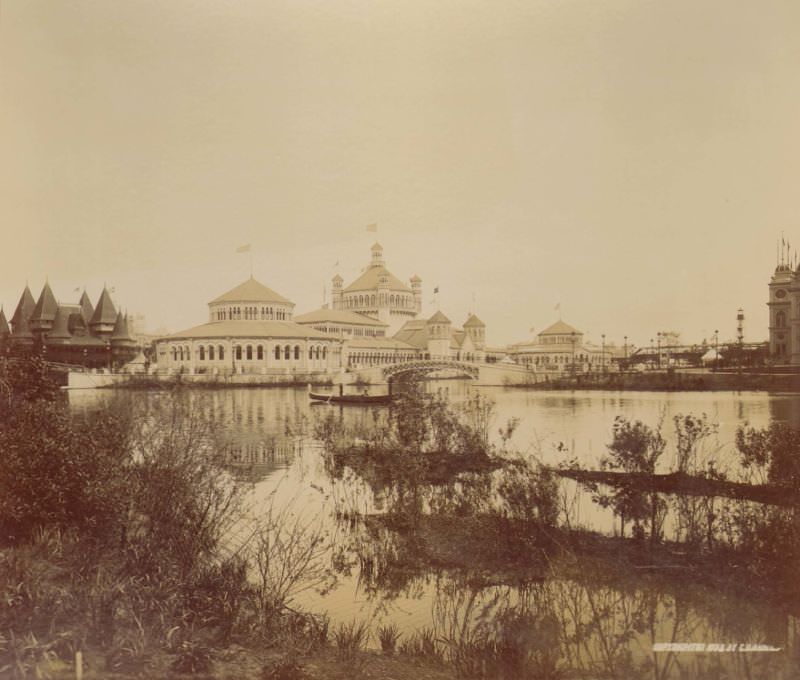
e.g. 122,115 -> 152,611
294,345 -> 300,360
257,345 -> 263,360
308,346 -> 314,359
322,347 -> 327,360
199,346 -> 205,360
371,294 -> 376,307
246,345 -> 253,360
235,345 -> 242,360
275,345 -> 281,360
776,311 -> 786,328
171,347 -> 177,361
219,345 -> 225,360
209,345 -> 215,360
284,345 -> 291,360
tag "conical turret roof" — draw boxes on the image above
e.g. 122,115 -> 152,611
30,281 -> 59,323
79,290 -> 94,323
0,308 -> 10,338
48,306 -> 73,340
11,286 -> 35,326
90,287 -> 118,326
111,312 -> 134,344
10,285 -> 35,338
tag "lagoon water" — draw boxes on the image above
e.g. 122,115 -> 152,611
70,384 -> 800,677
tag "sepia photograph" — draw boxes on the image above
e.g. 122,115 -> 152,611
1,1 -> 799,678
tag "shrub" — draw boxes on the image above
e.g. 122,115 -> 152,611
333,620 -> 370,661
377,623 -> 401,655
497,460 -> 559,528
736,422 -> 800,487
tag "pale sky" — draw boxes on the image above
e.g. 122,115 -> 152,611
1,0 -> 798,348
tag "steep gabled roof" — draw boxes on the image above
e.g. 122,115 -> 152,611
343,266 -> 413,294
463,313 -> 485,328
30,282 -> 59,323
428,310 -> 451,324
0,308 -> 10,338
539,320 -> 581,336
90,287 -> 118,326
210,277 -> 293,305
11,285 -> 35,326
79,290 -> 94,323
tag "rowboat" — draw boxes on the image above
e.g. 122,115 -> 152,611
308,391 -> 393,405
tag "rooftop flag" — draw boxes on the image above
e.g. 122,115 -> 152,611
236,244 -> 251,253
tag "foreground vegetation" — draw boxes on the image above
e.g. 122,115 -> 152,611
0,359 -> 455,679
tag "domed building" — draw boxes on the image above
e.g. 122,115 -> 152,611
507,320 -> 611,373
155,276 -> 340,375
331,243 -> 422,336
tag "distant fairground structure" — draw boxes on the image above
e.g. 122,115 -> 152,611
0,282 -> 138,369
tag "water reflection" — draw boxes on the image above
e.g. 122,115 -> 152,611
68,383 -> 800,677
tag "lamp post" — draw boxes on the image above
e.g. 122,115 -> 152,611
601,334 -> 606,374
571,331 -> 576,375
623,336 -> 628,371
656,332 -> 662,370
714,330 -> 719,372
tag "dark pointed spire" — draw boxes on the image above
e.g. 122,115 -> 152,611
30,281 -> 59,324
48,306 -> 73,340
111,311 -> 133,343
10,285 -> 36,339
79,290 -> 94,323
90,287 -> 117,327
11,285 -> 35,327
0,307 -> 10,338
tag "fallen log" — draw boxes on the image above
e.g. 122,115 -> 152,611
550,468 -> 800,508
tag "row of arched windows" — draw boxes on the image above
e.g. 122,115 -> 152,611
213,305 -> 289,321
171,342 -> 328,364
344,293 -> 414,310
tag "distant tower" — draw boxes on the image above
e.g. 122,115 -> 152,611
370,242 -> 385,268
411,275 -> 422,314
464,314 -> 486,350
331,274 -> 343,311
768,255 -> 794,362
737,308 -> 744,344
426,310 -> 452,359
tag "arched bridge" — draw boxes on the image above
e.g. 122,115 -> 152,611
382,359 -> 480,380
